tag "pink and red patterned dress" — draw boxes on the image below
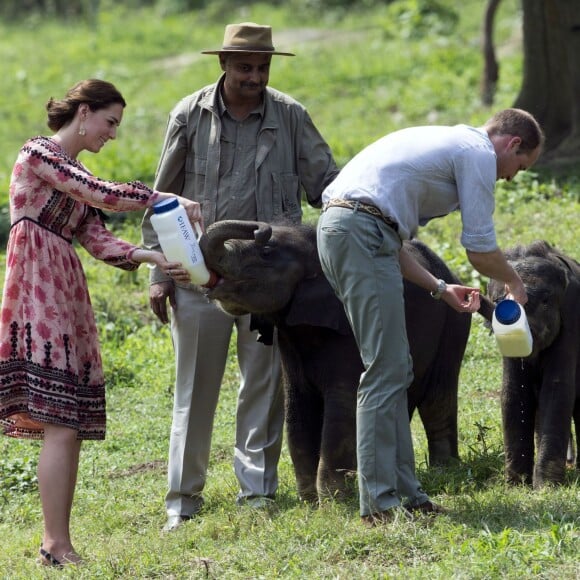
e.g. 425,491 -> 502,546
0,136 -> 160,440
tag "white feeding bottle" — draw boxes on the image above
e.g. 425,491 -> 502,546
150,198 -> 212,286
492,299 -> 533,357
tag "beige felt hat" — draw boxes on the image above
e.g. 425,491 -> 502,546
201,22 -> 295,56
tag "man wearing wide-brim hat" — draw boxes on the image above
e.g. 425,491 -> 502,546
200,22 -> 295,56
142,22 -> 339,532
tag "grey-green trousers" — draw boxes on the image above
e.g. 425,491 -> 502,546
317,205 -> 429,516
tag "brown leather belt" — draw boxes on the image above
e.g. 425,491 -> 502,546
323,198 -> 399,233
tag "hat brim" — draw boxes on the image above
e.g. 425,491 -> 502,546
201,49 -> 295,56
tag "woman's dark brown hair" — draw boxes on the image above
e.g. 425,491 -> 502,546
46,79 -> 126,131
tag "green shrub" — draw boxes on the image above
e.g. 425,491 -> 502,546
0,456 -> 38,499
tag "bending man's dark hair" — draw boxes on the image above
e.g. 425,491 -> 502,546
485,108 -> 545,153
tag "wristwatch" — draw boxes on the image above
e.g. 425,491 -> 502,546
430,279 -> 447,300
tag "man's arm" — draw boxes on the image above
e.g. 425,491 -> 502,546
466,248 -> 527,304
399,245 -> 480,313
298,111 -> 340,208
141,107 -> 191,325
142,110 -> 189,284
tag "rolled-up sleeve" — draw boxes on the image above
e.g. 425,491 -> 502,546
455,148 -> 498,253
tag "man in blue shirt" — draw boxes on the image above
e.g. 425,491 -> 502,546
317,108 -> 544,525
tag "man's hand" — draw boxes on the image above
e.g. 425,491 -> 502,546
149,281 -> 176,325
504,277 -> 528,305
180,198 -> 204,231
155,193 -> 204,231
441,285 -> 481,313
466,248 -> 528,305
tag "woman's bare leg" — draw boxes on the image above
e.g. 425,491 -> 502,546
38,424 -> 83,564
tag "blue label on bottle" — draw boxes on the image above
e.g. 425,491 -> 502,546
177,215 -> 193,242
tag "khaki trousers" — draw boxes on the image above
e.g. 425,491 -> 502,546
165,287 -> 284,517
317,206 -> 429,516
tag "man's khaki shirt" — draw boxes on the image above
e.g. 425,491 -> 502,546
142,75 -> 339,285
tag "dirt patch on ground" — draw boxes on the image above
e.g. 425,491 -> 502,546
152,28 -> 365,71
108,459 -> 166,478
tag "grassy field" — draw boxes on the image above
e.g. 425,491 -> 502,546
1,1 -> 579,578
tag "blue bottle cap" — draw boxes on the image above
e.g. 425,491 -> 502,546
494,299 -> 521,325
152,198 -> 179,214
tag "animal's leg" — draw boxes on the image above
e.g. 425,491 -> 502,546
416,378 -> 459,466
501,375 -> 536,485
533,387 -> 574,487
573,402 -> 580,469
317,387 -> 357,501
566,434 -> 575,468
286,386 -> 323,504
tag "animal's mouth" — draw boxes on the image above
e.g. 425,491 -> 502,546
201,270 -> 224,289
203,275 -> 243,300
215,302 -> 249,317
203,275 -> 281,317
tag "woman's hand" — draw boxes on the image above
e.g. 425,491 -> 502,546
131,249 -> 192,284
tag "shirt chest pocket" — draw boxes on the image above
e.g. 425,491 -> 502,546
218,137 -> 236,177
272,172 -> 301,221
183,155 -> 207,200
185,154 -> 207,177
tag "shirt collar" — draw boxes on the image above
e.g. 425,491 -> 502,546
217,79 -> 265,119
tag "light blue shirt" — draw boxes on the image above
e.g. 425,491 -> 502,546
322,124 -> 498,252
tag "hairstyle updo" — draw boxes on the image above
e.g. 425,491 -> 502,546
46,79 -> 127,132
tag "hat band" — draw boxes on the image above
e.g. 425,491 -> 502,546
221,45 -> 275,51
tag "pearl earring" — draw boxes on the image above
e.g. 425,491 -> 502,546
78,124 -> 86,136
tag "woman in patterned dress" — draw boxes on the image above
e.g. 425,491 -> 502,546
0,79 -> 201,567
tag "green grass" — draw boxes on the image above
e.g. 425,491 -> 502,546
1,1 -> 580,578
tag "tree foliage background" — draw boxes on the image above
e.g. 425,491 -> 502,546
5,0 -> 579,174
1,0 -> 387,20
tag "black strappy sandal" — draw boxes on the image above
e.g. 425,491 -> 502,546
39,546 -> 63,568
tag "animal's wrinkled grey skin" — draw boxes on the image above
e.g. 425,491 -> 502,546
201,220 -> 493,502
487,240 -> 580,488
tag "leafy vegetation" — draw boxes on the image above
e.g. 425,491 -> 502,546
1,1 -> 579,578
